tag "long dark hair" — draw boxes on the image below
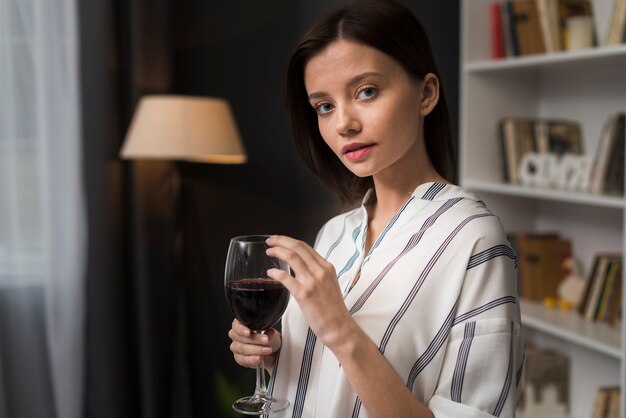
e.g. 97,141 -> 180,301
284,0 -> 455,206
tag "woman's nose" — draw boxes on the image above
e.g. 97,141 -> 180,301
335,105 -> 362,137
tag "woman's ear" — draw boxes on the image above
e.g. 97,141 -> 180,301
419,73 -> 440,117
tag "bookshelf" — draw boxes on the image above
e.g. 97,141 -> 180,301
460,1 -> 625,417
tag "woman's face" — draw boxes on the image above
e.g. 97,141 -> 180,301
304,39 -> 434,181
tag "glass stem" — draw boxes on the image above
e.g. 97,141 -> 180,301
253,330 -> 268,398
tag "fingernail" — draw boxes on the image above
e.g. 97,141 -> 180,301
262,347 -> 273,355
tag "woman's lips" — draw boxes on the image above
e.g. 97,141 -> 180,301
342,143 -> 376,161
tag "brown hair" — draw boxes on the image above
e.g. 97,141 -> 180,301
284,0 -> 456,206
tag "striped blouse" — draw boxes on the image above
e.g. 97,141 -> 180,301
269,182 -> 523,418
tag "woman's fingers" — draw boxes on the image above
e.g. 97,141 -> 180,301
266,235 -> 332,282
228,321 -> 282,369
234,353 -> 262,368
265,328 -> 282,353
267,235 -> 323,268
230,338 -> 273,357
231,319 -> 251,337
266,245 -> 309,278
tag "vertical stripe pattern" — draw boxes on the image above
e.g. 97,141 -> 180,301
492,321 -> 514,416
451,321 -> 476,402
291,329 -> 317,418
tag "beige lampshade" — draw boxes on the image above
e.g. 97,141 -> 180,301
120,95 -> 247,164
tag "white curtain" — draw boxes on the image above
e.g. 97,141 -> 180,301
0,0 -> 85,417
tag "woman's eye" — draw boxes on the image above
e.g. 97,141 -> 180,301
357,86 -> 378,100
316,102 -> 334,114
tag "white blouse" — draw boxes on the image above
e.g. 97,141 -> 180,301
269,182 -> 523,418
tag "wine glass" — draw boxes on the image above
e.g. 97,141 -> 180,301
224,235 -> 290,415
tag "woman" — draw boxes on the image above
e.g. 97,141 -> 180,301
228,1 -> 523,417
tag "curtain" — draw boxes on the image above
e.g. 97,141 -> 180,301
81,0 -> 187,416
0,0 -> 85,418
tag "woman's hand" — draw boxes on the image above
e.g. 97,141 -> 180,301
228,319 -> 282,373
265,235 -> 354,350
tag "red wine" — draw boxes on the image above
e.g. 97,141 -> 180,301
225,279 -> 289,331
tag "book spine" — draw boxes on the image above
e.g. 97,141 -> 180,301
537,0 -> 557,52
491,2 -> 506,59
607,0 -> 626,45
506,1 -> 521,56
590,114 -> 617,193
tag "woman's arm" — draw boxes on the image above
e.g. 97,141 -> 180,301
266,235 -> 434,418
330,316 -> 434,418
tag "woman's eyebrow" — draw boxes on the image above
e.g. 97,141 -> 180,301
308,71 -> 383,101
346,71 -> 383,88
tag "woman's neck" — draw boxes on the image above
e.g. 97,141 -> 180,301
363,172 -> 446,255
370,172 -> 447,223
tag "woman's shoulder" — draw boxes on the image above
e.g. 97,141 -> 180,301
428,184 -> 510,246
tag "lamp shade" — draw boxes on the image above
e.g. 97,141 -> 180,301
120,95 -> 247,164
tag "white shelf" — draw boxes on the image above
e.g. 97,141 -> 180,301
463,180 -> 625,209
521,299 -> 622,359
461,0 -> 626,415
465,44 -> 626,73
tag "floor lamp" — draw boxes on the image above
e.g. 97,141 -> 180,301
120,94 -> 247,264
119,95 -> 247,411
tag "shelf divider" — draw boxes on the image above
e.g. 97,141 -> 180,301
463,180 -> 625,209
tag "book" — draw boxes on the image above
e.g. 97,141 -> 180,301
585,256 -> 611,320
515,233 -> 570,300
491,2 -> 506,59
548,0 -> 562,50
592,388 -> 610,418
506,1 -> 521,56
594,260 -> 620,320
499,118 -> 535,183
605,266 -> 622,325
499,117 -> 583,184
511,0 -> 547,55
589,112 -> 626,194
607,387 -> 621,418
606,0 -> 626,45
537,0 -> 559,52
534,118 -> 583,155
501,1 -> 515,56
592,387 -> 620,418
602,113 -> 625,195
578,254 -> 622,322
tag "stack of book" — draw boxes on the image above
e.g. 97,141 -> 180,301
578,254 -> 623,325
490,0 -> 626,59
498,113 -> 625,196
508,232 -> 571,301
498,117 -> 583,184
591,387 -> 620,418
